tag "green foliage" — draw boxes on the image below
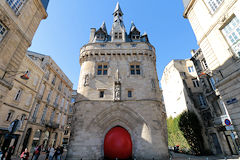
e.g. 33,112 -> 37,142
167,115 -> 190,150
178,111 -> 204,155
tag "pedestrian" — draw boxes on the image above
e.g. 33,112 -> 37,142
54,147 -> 61,160
45,145 -> 51,160
20,148 -> 29,160
5,146 -> 14,160
32,145 -> 42,160
48,147 -> 55,160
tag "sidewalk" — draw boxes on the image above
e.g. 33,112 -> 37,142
11,152 -> 67,160
172,152 -> 240,160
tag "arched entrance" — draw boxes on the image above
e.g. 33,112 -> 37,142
22,128 -> 32,152
104,126 -> 132,160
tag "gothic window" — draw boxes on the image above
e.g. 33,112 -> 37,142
99,91 -> 104,98
130,64 -> 141,75
6,0 -> 26,15
0,22 -> 7,42
6,110 -> 14,121
97,64 -> 108,75
222,16 -> 240,57
14,89 -> 23,101
204,0 -> 223,13
192,79 -> 200,87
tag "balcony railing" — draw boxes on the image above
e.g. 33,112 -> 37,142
214,114 -> 229,126
229,40 -> 240,58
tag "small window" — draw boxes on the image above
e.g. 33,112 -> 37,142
130,64 -> 141,75
201,58 -> 208,70
97,64 -> 108,75
199,94 -> 207,107
188,66 -> 194,73
128,91 -> 132,98
99,91 -> 104,98
14,89 -> 23,101
52,75 -> 56,85
192,79 -> 200,87
114,32 -> 122,39
6,110 -> 14,121
204,0 -> 223,13
0,21 -> 7,42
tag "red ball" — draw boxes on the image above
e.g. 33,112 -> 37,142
104,127 -> 132,159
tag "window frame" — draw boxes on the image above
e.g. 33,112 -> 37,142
14,88 -> 23,101
6,0 -> 26,15
203,0 -> 224,14
99,90 -> 104,98
97,63 -> 108,76
192,79 -> 200,87
0,21 -> 8,42
130,63 -> 141,75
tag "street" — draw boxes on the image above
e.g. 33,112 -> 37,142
10,152 -> 240,160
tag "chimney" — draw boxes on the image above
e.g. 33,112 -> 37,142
89,28 -> 96,43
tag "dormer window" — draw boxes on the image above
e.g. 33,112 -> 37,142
114,32 -> 122,39
132,35 -> 140,40
96,33 -> 105,41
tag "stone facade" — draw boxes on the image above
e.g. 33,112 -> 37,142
161,57 -> 236,155
17,51 -> 73,154
67,3 -> 168,160
0,55 -> 44,154
0,0 -> 48,106
183,0 -> 240,154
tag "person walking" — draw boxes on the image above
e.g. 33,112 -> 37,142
20,148 -> 29,160
5,146 -> 14,160
48,147 -> 55,160
32,145 -> 41,160
45,146 -> 51,160
54,147 -> 61,160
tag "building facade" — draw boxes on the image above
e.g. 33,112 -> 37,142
183,0 -> 240,154
67,3 -> 168,160
0,0 -> 49,110
16,51 -> 73,153
0,55 -> 44,154
161,57 -> 237,155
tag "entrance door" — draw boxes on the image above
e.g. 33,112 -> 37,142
104,127 -> 132,159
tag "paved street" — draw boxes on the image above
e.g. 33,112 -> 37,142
171,152 -> 240,160
9,152 -> 240,160
11,152 -> 67,160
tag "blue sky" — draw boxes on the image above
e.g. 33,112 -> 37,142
29,0 -> 198,89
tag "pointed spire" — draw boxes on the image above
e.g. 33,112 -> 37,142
100,21 -> 107,34
130,21 -> 136,32
113,2 -> 123,15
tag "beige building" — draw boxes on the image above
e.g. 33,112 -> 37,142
0,54 -> 44,154
183,0 -> 240,154
67,3 -> 168,160
17,51 -> 73,153
161,57 -> 237,155
0,0 -> 48,109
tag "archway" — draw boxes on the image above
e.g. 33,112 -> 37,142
104,126 -> 132,159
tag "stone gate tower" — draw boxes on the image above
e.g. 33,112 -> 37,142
67,3 -> 168,160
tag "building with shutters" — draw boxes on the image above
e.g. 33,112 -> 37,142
16,51 -> 73,153
0,54 -> 44,155
183,0 -> 240,155
67,3 -> 168,160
